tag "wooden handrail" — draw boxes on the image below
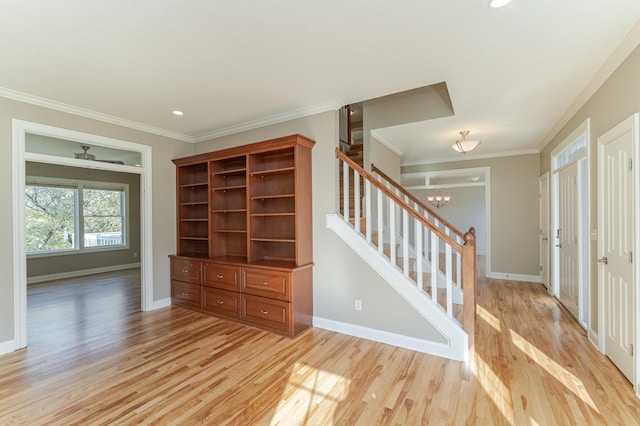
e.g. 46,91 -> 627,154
336,148 -> 463,252
371,163 -> 464,240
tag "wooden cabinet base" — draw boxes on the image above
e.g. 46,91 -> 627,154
171,255 -> 313,337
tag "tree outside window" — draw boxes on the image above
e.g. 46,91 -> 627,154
26,180 -> 127,254
25,185 -> 76,252
83,189 -> 125,247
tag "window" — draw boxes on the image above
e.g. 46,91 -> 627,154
553,134 -> 586,170
83,188 -> 125,248
25,184 -> 76,252
26,177 -> 128,255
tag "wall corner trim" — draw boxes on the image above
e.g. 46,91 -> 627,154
152,298 -> 172,310
485,272 -> 541,283
0,340 -> 16,357
313,317 -> 459,361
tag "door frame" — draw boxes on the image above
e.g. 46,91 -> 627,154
597,113 -> 640,394
539,172 -> 550,289
550,118 -> 591,330
12,120 -> 154,350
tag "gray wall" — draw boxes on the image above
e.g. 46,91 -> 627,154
370,135 -> 402,182
403,154 -> 540,277
363,82 -> 454,175
411,186 -> 486,254
25,162 -> 141,279
192,111 -> 446,343
540,44 -> 640,333
0,96 -> 194,344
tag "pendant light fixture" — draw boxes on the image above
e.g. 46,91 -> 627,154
452,130 -> 481,154
427,177 -> 451,209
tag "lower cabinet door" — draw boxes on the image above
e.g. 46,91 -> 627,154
202,287 -> 241,319
171,280 -> 201,309
242,294 -> 291,334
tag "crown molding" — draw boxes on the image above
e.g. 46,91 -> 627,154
401,148 -> 539,167
191,99 -> 344,142
370,130 -> 403,156
537,19 -> 640,152
0,87 -> 193,142
0,86 -> 344,144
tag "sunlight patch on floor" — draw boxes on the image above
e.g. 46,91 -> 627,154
475,355 -> 514,424
270,362 -> 350,425
509,329 -> 599,412
477,304 -> 501,332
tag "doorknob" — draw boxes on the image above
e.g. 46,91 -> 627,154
597,257 -> 608,265
555,243 -> 562,248
542,237 -> 548,241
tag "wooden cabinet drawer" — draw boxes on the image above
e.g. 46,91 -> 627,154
171,280 -> 201,309
242,294 -> 290,333
243,268 -> 290,301
202,287 -> 240,319
171,258 -> 202,284
202,262 -> 241,291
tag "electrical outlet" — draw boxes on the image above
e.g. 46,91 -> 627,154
355,299 -> 362,311
133,252 -> 138,258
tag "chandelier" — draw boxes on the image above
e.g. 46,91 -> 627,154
427,187 -> 450,209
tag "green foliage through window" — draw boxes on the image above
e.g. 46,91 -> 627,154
26,182 -> 126,254
25,185 -> 75,252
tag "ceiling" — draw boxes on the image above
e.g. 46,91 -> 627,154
2,1 -> 640,165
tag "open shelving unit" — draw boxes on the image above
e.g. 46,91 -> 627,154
176,162 -> 209,257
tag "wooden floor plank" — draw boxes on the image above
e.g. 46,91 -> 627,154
0,266 -> 639,424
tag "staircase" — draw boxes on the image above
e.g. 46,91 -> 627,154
339,143 -> 364,218
327,148 -> 476,362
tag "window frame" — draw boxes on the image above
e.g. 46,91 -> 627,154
26,176 -> 130,258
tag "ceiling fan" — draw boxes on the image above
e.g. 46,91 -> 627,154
75,145 -> 124,165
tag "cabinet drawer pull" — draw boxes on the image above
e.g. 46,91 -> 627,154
260,309 -> 269,314
259,281 -> 269,286
216,274 -> 224,279
181,292 -> 189,296
182,269 -> 188,273
216,300 -> 224,305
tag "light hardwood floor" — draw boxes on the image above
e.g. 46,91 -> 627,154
1,267 -> 639,424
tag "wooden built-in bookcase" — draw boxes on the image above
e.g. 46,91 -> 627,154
170,135 -> 314,337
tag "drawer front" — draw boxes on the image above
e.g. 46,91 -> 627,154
202,287 -> 241,319
172,280 -> 201,308
171,258 -> 202,284
243,268 -> 290,301
242,294 -> 290,333
202,263 -> 241,291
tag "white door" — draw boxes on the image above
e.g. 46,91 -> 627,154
557,162 -> 580,320
598,116 -> 636,383
539,173 -> 550,289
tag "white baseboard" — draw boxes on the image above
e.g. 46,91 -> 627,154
152,297 -> 171,310
0,340 -> 16,356
27,263 -> 141,284
313,317 -> 456,361
588,329 -> 599,349
486,272 -> 540,283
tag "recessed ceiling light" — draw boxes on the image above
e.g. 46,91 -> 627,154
172,110 -> 184,116
490,0 -> 512,8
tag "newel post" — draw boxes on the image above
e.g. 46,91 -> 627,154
462,227 -> 476,363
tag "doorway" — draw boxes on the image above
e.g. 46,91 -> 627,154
551,119 -> 590,329
597,113 -> 638,387
539,172 -> 550,289
12,120 -> 153,350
